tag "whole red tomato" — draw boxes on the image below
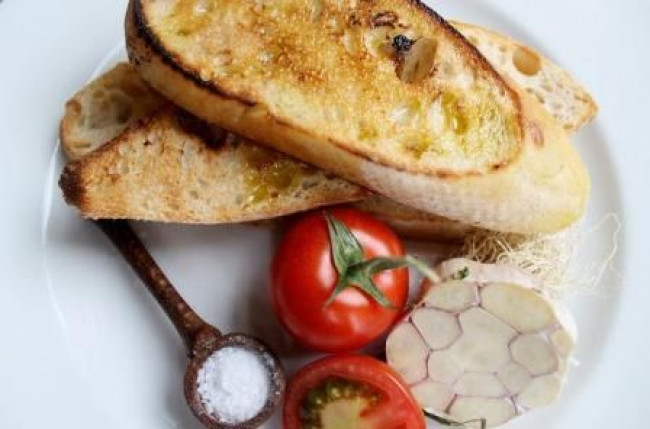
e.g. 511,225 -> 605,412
271,208 -> 409,352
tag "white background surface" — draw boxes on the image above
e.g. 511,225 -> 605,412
0,0 -> 648,427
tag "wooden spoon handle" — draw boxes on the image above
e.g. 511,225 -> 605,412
96,220 -> 220,355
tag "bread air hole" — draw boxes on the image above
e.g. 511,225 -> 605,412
513,46 -> 541,76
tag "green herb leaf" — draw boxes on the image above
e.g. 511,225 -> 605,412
423,410 -> 486,429
451,266 -> 470,280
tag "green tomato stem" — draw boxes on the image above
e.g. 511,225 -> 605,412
323,214 -> 440,309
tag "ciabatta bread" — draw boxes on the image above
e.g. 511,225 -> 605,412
126,0 -> 590,233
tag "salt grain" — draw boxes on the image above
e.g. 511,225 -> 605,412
197,347 -> 270,424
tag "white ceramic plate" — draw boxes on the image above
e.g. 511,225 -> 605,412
1,0 -> 648,427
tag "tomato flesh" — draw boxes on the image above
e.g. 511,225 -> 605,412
300,376 -> 383,429
271,208 -> 409,352
284,355 -> 426,429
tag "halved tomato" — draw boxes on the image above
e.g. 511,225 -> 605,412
284,355 -> 425,429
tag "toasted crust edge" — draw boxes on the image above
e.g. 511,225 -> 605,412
59,160 -> 87,210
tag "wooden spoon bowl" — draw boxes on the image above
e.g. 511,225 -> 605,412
184,333 -> 285,429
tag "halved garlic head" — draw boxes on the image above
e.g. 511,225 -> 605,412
386,258 -> 576,427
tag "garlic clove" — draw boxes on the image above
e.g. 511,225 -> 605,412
481,283 -> 555,333
412,307 -> 461,350
398,37 -> 438,83
428,350 -> 464,385
497,362 -> 532,395
517,373 -> 563,409
454,372 -> 507,398
551,328 -> 575,356
423,280 -> 479,312
385,322 -> 428,384
449,307 -> 517,372
511,334 -> 558,375
411,380 -> 455,411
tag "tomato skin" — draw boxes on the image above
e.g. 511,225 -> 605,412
284,354 -> 426,429
271,208 -> 409,352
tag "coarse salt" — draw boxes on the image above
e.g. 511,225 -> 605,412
197,347 -> 270,424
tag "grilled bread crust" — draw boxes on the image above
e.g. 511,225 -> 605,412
126,0 -> 589,233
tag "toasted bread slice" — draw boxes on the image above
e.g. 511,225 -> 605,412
60,106 -> 367,223
126,0 -> 589,233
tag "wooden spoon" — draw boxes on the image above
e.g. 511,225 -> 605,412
96,220 -> 285,428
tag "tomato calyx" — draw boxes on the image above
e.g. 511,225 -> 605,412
324,214 -> 441,308
424,410 -> 487,429
325,213 -> 394,307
